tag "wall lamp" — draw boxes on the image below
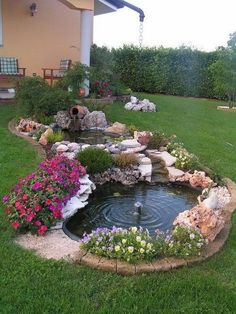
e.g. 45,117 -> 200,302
30,3 -> 38,16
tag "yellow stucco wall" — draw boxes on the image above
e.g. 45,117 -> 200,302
0,0 -> 94,79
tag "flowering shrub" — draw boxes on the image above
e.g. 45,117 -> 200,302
81,226 -> 158,263
167,142 -> 198,170
93,80 -> 112,98
165,225 -> 206,257
2,156 -> 86,235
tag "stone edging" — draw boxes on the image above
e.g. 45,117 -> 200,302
8,119 -> 46,160
8,118 -> 236,275
75,178 -> 236,275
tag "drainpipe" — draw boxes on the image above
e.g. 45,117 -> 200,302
119,1 -> 145,22
80,10 -> 93,96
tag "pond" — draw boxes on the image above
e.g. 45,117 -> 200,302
64,130 -> 120,145
63,183 -> 199,239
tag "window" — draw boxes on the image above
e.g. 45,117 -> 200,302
0,0 -> 2,46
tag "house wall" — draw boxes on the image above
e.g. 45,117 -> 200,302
0,0 -> 94,80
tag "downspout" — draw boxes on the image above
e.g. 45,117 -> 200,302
119,0 -> 145,22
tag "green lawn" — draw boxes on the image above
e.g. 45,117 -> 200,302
1,97 -> 236,314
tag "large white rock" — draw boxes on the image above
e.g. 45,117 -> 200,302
79,175 -> 96,190
62,197 -> 86,219
76,184 -> 90,196
123,145 -> 147,154
68,142 -> 80,152
56,144 -> 68,153
203,192 -> 219,210
138,164 -> 152,177
139,157 -> 152,165
131,96 -> 138,104
121,139 -> 141,149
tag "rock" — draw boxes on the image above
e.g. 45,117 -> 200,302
202,186 -> 231,210
62,152 -> 76,160
96,144 -> 106,150
39,128 -> 53,146
104,122 -> 126,136
68,142 -> 80,152
139,157 -> 151,165
134,131 -> 153,146
56,144 -> 68,153
62,196 -> 86,219
55,111 -> 71,130
167,167 -> 185,181
177,171 -> 213,189
131,96 -> 138,104
108,145 -> 121,154
124,96 -> 156,112
123,145 -> 147,154
138,164 -> 152,177
81,111 -> 108,130
81,144 -> 91,151
121,139 -> 141,149
17,119 -> 43,133
174,203 -> 225,242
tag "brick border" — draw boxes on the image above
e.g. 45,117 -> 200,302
8,119 -> 46,160
76,179 -> 236,275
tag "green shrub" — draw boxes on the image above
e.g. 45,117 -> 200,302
77,147 -> 113,174
16,76 -> 48,116
56,62 -> 89,97
16,76 -> 73,117
167,142 -> 199,170
37,114 -> 55,125
113,153 -> 138,168
47,130 -> 64,143
36,87 -> 73,116
147,132 -> 170,149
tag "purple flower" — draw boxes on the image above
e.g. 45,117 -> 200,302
2,195 -> 9,203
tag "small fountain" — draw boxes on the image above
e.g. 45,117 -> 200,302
133,201 -> 143,215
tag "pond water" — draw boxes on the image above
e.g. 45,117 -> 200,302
64,130 -> 120,145
64,183 -> 199,239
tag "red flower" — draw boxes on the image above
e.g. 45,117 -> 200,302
53,210 -> 62,219
22,194 -> 29,201
11,221 -> 20,230
35,204 -> 42,212
37,225 -> 48,236
45,199 -> 52,206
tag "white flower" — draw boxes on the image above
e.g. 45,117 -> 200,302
190,233 -> 195,240
197,243 -> 202,248
136,236 -> 141,242
141,240 -> 146,247
147,243 -> 153,249
115,245 -> 120,252
122,239 -> 127,244
131,227 -> 138,233
140,248 -> 145,254
128,246 -> 134,253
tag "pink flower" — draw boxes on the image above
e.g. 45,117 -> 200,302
2,195 -> 9,203
32,182 -> 43,190
11,221 -> 20,230
26,213 -> 35,222
34,220 -> 42,227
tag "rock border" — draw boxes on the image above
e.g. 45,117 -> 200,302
8,119 -> 46,160
217,106 -> 236,112
8,118 -> 236,275
76,178 -> 236,275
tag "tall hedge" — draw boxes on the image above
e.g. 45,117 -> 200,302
112,45 -> 220,98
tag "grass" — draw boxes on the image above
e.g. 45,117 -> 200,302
1,97 -> 236,313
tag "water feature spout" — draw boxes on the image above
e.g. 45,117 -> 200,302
134,201 -> 143,215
